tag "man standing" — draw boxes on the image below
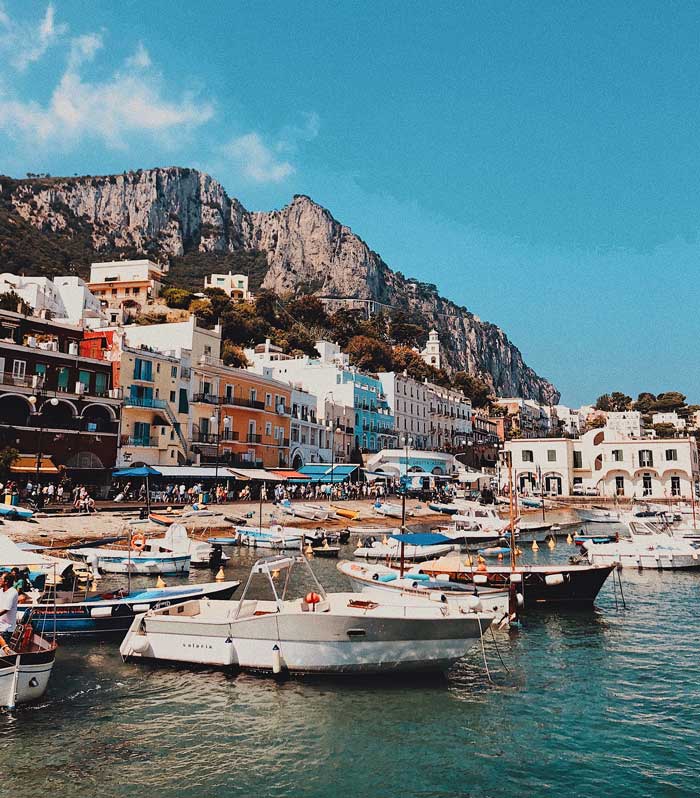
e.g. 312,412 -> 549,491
0,573 -> 19,639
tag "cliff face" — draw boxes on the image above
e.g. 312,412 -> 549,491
0,167 -> 559,402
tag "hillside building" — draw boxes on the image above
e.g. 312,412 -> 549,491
204,272 -> 252,301
88,259 -> 166,321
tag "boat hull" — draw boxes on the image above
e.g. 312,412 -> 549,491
0,648 -> 55,706
585,548 -> 700,570
121,596 -> 491,674
18,582 -> 240,638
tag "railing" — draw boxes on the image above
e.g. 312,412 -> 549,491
192,432 -> 218,444
246,433 -> 262,443
225,395 -> 266,410
123,396 -> 168,410
192,392 -> 221,405
120,435 -> 154,447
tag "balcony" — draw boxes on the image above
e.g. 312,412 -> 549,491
124,396 -> 168,410
120,435 -> 154,448
193,392 -> 221,405
226,395 -> 266,410
246,433 -> 262,443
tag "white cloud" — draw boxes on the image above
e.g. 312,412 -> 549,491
222,132 -> 295,183
0,31 -> 214,151
0,3 -> 68,71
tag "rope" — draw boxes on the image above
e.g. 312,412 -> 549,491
477,615 -> 492,683
489,624 -> 512,674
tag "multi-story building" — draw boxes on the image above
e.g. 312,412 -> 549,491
426,383 -> 472,452
0,274 -> 107,326
289,387 -> 331,470
88,259 -> 166,321
322,396 -> 355,465
605,411 -> 643,439
492,397 -> 550,438
378,372 -> 430,450
247,340 -> 395,454
554,405 -> 585,436
505,428 -> 699,498
204,272 -> 252,301
465,410 -> 500,470
85,329 -> 190,467
121,317 -> 292,469
0,310 -> 121,482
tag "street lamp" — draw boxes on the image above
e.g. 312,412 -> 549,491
329,423 -> 343,503
210,410 -> 221,486
29,394 -> 59,490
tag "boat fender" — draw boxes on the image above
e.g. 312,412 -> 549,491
428,592 -> 448,604
509,573 -> 522,584
372,572 -> 380,580
473,574 -> 489,585
516,592 -> 525,608
272,644 -> 282,675
544,573 -> 564,586
407,572 -> 429,581
377,573 -> 397,583
465,595 -> 482,612
130,635 -> 150,655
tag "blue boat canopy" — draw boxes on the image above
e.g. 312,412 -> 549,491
390,532 -> 453,546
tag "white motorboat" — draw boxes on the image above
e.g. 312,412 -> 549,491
120,553 -> 493,674
452,505 -> 506,532
0,621 -> 57,708
338,560 -> 510,623
353,532 -> 458,562
141,523 -> 229,568
237,525 -> 304,550
278,500 -> 329,522
68,537 -> 190,575
582,519 -> 700,570
0,535 -> 76,585
576,507 -> 620,524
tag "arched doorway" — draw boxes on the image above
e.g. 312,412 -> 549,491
0,394 -> 32,426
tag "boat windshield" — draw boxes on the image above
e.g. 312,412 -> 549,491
235,554 -> 327,617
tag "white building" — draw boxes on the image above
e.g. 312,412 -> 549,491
0,273 -> 107,326
290,387 -> 332,469
204,272 -> 251,300
88,259 -> 166,319
505,428 -> 699,498
605,411 -> 643,439
652,412 -> 686,432
378,371 -> 430,449
366,448 -> 460,478
426,383 -> 472,451
554,404 -> 585,436
420,329 -> 442,369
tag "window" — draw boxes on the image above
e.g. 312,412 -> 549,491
57,366 -> 69,391
573,450 -> 583,469
612,449 -> 623,462
95,372 -> 107,396
78,370 -> 91,391
133,358 -> 153,381
156,363 -> 160,374
665,449 -> 678,462
169,391 -> 176,403
11,359 -> 26,380
266,393 -> 272,406
522,450 -> 534,463
547,450 -> 556,462
615,475 -> 625,496
133,421 -> 151,447
250,388 -> 257,403
642,473 -> 652,496
671,476 -> 681,496
639,450 -> 654,468
171,366 -> 178,378
178,388 -> 189,414
265,422 -> 272,436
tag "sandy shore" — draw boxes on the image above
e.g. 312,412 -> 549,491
2,499 -> 454,546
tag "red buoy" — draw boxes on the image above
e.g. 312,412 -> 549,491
305,591 -> 321,604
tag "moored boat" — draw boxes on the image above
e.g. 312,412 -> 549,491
373,501 -> 411,519
237,525 -> 304,550
0,620 -> 57,708
0,503 -> 34,521
120,554 -> 494,674
68,537 -> 190,575
576,507 -> 620,524
278,500 -> 329,522
353,532 -> 458,563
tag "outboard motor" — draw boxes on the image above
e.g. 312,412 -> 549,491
208,544 -> 224,571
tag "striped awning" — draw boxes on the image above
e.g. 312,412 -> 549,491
11,454 -> 60,474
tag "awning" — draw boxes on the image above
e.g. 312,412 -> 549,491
113,466 -> 162,477
11,455 -> 60,474
269,469 -> 307,480
140,466 -> 220,479
457,469 -> 493,482
227,468 -> 281,482
293,464 -> 358,483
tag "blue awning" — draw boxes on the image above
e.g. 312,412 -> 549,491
390,532 -> 453,546
292,464 -> 359,483
113,466 -> 162,477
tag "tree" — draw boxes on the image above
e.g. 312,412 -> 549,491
653,422 -> 677,438
0,290 -> 32,315
254,289 -> 281,327
203,286 -> 231,318
188,298 -> 216,327
346,335 -> 394,372
329,308 -> 362,347
595,394 -> 612,411
389,310 -> 429,347
609,392 -> 632,411
452,372 -> 492,408
221,341 -> 249,368
220,302 -> 270,346
286,296 -> 329,328
652,391 -> 687,414
161,287 -> 195,310
0,447 -> 19,481
276,323 -> 319,357
634,392 -> 657,414
587,415 -> 606,429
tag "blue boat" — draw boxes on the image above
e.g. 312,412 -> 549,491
0,503 -> 34,520
17,580 -> 240,638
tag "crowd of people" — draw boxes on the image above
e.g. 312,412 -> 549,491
2,479 -> 97,512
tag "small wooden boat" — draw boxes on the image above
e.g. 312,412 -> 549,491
279,500 -> 329,522
237,526 -> 304,550
148,506 -> 218,526
68,544 -> 190,575
374,501 -> 412,519
309,542 -> 340,558
120,554 -> 494,674
576,507 -> 620,524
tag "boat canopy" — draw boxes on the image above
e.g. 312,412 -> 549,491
390,532 -> 453,546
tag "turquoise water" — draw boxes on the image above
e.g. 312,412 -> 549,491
1,539 -> 699,797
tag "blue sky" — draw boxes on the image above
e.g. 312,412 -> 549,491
1,1 -> 699,405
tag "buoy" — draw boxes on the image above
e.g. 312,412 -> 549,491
215,566 -> 225,581
272,644 -> 282,675
532,540 -> 539,552
272,569 -> 280,579
382,535 -> 388,545
548,537 -> 556,550
515,547 -> 522,556
323,539 -> 330,549
304,543 -> 314,556
566,533 -> 573,544
156,575 -> 166,588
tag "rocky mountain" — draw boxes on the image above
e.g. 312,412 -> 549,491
0,167 -> 559,402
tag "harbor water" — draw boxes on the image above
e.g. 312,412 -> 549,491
1,534 -> 699,797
